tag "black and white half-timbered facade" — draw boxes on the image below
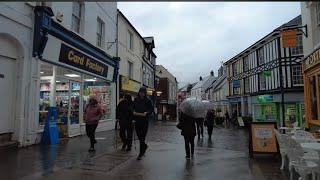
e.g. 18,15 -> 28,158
224,15 -> 305,127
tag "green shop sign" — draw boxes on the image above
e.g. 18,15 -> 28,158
262,71 -> 272,77
257,95 -> 273,103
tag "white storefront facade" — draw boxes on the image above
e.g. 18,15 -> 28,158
0,2 -> 119,146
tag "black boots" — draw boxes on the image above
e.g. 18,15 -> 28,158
137,143 -> 148,160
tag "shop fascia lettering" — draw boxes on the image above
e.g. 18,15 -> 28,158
67,50 -> 105,75
304,48 -> 320,70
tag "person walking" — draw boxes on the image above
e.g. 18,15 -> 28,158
133,87 -> 153,160
116,93 -> 133,151
205,109 -> 215,140
225,111 -> 230,128
179,111 -> 196,159
84,96 -> 103,152
195,117 -> 204,139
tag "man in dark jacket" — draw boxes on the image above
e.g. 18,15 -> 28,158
195,118 -> 204,139
133,87 -> 153,160
116,93 -> 133,151
205,109 -> 215,140
180,112 -> 196,159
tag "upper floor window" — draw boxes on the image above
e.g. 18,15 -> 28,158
145,48 -> 149,59
232,63 -> 238,76
291,35 -> 303,55
127,31 -> 134,50
96,17 -> 105,48
316,3 -> 320,26
292,65 -> 304,86
128,61 -> 133,79
243,56 -> 249,72
72,2 -> 82,33
244,77 -> 250,93
259,73 -> 266,90
257,47 -> 264,65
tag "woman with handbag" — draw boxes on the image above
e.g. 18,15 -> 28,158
84,95 -> 103,152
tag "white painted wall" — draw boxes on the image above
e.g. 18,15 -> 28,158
301,2 -> 320,56
118,12 -> 144,83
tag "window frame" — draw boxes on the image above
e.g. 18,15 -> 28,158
291,34 -> 303,56
96,17 -> 105,48
257,47 -> 264,65
292,65 -> 304,86
316,2 -> 320,26
71,2 -> 82,34
128,61 -> 133,79
259,72 -> 266,90
127,31 -> 134,51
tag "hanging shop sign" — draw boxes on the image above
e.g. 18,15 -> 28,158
262,71 -> 272,77
233,80 -> 241,88
304,47 -> 320,71
281,29 -> 298,48
33,6 -> 118,82
120,75 -> 141,93
249,122 -> 279,158
59,43 -> 108,77
41,35 -> 115,81
257,95 -> 273,103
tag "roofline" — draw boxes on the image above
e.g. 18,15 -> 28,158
117,9 -> 148,45
223,15 -> 301,66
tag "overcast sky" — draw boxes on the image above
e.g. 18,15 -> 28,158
118,2 -> 301,87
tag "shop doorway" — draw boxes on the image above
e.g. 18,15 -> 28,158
0,55 -> 16,134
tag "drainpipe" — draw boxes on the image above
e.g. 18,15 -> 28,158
277,37 -> 286,131
115,11 -> 119,130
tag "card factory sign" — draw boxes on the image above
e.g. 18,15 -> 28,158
304,47 -> 320,71
59,43 -> 108,77
42,35 -> 114,81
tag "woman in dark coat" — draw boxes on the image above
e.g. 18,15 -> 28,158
179,112 -> 197,159
116,94 -> 133,151
133,87 -> 153,160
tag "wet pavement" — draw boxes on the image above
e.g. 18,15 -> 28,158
0,121 -> 290,180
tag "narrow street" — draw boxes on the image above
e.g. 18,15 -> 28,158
1,121 -> 288,180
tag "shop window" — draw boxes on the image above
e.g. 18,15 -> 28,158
232,62 -> 238,76
292,65 -> 303,86
257,47 -> 264,65
128,61 -> 133,79
310,76 -> 318,120
291,35 -> 303,56
259,73 -> 266,90
72,2 -> 82,34
127,31 -> 134,50
285,104 -> 298,128
316,2 -> 320,26
96,17 -> 105,48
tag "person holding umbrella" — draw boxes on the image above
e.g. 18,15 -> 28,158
133,87 -> 153,160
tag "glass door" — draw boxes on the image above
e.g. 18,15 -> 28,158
68,81 -> 81,137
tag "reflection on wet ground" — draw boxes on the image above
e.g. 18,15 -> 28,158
0,121 -> 289,180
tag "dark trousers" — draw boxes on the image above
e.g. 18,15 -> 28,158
119,121 -> 133,148
135,120 -> 149,155
184,136 -> 195,157
207,124 -> 214,138
86,124 -> 98,148
196,119 -> 204,137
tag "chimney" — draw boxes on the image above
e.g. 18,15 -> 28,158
210,70 -> 214,76
200,76 -> 203,81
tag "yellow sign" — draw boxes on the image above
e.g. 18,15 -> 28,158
146,87 -> 154,95
304,48 -> 320,71
281,29 -> 298,48
121,76 -> 141,93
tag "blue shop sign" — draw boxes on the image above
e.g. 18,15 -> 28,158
229,98 -> 241,103
233,80 -> 241,88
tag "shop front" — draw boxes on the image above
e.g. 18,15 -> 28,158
228,97 -> 242,117
33,7 -> 119,138
252,94 -> 305,127
303,47 -> 320,128
119,75 -> 141,99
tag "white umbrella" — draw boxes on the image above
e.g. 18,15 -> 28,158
180,98 -> 211,118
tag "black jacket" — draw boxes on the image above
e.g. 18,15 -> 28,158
179,113 -> 196,137
116,99 -> 133,125
133,97 -> 153,121
206,111 -> 215,125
